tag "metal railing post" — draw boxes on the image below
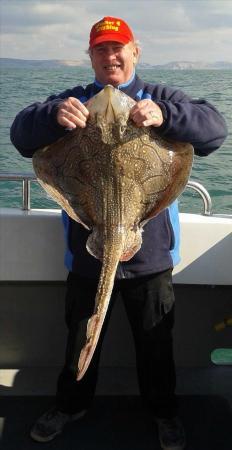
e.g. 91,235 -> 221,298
185,180 -> 212,215
0,172 -> 35,210
22,178 -> 31,210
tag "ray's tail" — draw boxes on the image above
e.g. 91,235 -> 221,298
76,231 -> 123,381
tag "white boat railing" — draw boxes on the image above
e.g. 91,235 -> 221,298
0,172 -> 212,215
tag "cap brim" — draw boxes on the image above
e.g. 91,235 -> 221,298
90,34 -> 131,48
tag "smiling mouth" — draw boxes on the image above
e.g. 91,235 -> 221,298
104,65 -> 121,71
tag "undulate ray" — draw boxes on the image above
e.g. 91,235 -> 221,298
33,85 -> 193,380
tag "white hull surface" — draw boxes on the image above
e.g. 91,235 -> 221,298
0,208 -> 231,284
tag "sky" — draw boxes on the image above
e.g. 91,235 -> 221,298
1,0 -> 232,64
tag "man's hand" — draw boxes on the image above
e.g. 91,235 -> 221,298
130,99 -> 164,127
56,97 -> 89,129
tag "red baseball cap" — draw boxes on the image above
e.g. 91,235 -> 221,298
89,16 -> 134,48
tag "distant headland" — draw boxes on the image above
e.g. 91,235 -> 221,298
1,58 -> 232,70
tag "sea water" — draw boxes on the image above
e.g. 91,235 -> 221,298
0,67 -> 231,213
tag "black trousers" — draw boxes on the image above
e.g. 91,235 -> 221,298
56,269 -> 177,419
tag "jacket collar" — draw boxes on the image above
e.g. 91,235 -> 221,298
94,70 -> 136,90
92,72 -> 145,101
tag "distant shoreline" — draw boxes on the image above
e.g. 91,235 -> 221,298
1,58 -> 232,70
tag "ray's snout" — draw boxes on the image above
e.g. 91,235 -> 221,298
87,85 -> 131,124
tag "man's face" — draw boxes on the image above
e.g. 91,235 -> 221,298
90,41 -> 139,87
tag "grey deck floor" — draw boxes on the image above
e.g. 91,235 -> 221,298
0,367 -> 232,450
0,394 -> 232,450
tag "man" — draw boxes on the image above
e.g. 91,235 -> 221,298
11,16 -> 227,450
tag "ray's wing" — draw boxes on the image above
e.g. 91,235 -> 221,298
33,122 -> 106,229
134,133 -> 194,223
